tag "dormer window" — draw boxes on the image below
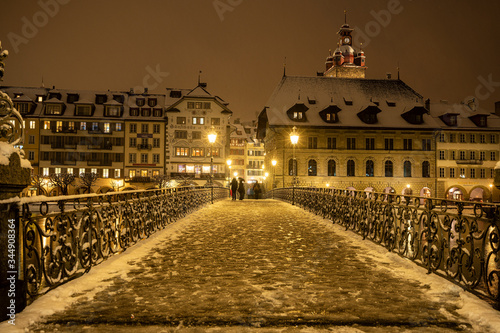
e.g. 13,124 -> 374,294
45,104 -> 63,115
75,105 -> 92,116
307,97 -> 316,105
286,103 -> 308,122
402,106 -> 427,125
48,92 -> 62,100
386,100 -> 396,107
343,97 -> 353,106
136,98 -> 145,107
130,108 -> 139,116
469,114 -> 488,128
36,95 -> 45,102
67,93 -> 79,104
319,105 -> 341,123
439,113 -> 458,127
113,95 -> 124,104
95,94 -> 107,104
357,105 -> 381,124
148,98 -> 157,107
105,105 -> 121,117
169,90 -> 182,98
153,108 -> 163,117
14,102 -> 30,114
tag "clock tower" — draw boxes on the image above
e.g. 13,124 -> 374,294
324,14 -> 366,79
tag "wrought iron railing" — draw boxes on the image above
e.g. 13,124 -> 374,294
3,186 -> 228,305
269,187 -> 500,309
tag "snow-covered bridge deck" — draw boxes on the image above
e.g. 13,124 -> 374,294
5,199 -> 500,332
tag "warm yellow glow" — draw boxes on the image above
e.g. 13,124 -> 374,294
233,172 -> 238,177
489,184 -> 493,188
272,159 -> 277,166
265,172 -> 269,177
406,184 -> 411,188
326,183 -> 330,187
226,159 -> 232,166
208,126 -> 217,143
262,164 -> 265,169
290,126 -> 299,145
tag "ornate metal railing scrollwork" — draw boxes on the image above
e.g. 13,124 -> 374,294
18,186 -> 228,304
268,187 -> 500,309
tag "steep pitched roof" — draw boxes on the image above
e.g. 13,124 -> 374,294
264,75 -> 439,129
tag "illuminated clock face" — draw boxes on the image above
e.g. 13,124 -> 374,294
344,37 -> 350,44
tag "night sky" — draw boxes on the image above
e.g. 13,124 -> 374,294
1,0 -> 499,121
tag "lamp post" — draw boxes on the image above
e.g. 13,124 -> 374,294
208,126 -> 217,204
271,159 -> 277,199
290,126 -> 299,205
226,159 -> 232,198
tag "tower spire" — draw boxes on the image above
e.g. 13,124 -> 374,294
344,9 -> 347,24
283,56 -> 287,77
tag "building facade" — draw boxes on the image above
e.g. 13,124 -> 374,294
432,101 -> 500,201
257,20 -> 500,200
165,84 -> 233,185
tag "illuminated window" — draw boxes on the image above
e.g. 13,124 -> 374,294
79,168 -> 85,175
67,168 -> 73,175
44,121 -> 50,130
103,169 -> 109,178
175,148 -> 189,156
141,169 -> 148,177
116,123 -> 122,131
129,170 -> 136,178
104,123 -> 110,133
29,121 -> 36,129
81,122 -> 86,130
45,104 -> 62,115
192,117 -> 205,125
43,168 -> 49,176
115,169 -> 121,178
55,168 -> 61,174
56,121 -> 63,132
191,148 -> 204,157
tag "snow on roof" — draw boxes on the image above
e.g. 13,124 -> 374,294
264,76 -> 437,129
429,102 -> 500,129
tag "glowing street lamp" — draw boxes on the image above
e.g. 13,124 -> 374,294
208,126 -> 217,204
271,159 -> 277,199
290,126 -> 299,205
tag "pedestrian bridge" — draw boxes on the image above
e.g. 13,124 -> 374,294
1,187 -> 500,331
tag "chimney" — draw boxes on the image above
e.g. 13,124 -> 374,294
495,101 -> 500,116
425,98 -> 430,111
143,87 -> 148,94
386,73 -> 392,79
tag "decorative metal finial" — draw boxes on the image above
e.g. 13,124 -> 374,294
0,41 -> 25,147
344,10 -> 347,24
0,41 -> 9,81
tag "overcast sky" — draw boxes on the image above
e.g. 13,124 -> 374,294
1,0 -> 499,121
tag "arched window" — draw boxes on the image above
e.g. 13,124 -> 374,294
328,160 -> 336,176
288,159 -> 297,176
347,160 -> 355,177
404,161 -> 412,177
365,160 -> 374,177
422,161 -> 430,178
308,160 -> 317,176
385,160 -> 393,177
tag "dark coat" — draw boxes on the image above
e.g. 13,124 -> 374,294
230,178 -> 238,192
238,180 -> 245,194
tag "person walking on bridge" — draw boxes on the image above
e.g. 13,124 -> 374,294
238,179 -> 246,200
230,177 -> 238,200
